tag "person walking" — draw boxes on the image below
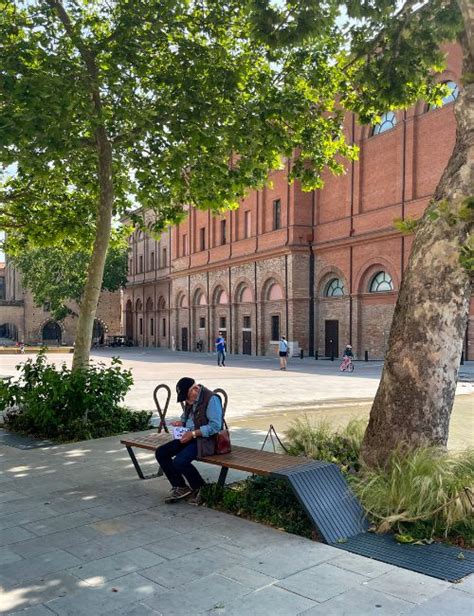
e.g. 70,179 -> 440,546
155,377 -> 223,504
279,335 -> 289,370
215,331 -> 226,366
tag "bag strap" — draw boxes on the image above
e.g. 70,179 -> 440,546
213,387 -> 228,431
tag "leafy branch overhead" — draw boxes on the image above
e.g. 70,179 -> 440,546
0,0 -> 463,239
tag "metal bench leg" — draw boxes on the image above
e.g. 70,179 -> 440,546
217,467 -> 229,488
126,446 -> 162,480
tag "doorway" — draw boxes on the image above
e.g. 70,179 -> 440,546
42,321 -> 62,344
181,327 -> 188,352
325,320 -> 339,358
242,330 -> 252,355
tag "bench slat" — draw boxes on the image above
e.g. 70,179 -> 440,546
121,433 -> 172,451
200,445 -> 312,475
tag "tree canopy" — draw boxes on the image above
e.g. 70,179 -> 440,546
11,237 -> 129,320
1,1 -> 462,240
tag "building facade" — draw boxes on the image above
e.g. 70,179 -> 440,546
123,43 -> 472,360
0,258 -> 121,346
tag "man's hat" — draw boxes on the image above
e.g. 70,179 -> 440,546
176,377 -> 195,402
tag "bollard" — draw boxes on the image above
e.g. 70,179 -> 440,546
364,350 -> 369,362
461,352 -> 464,365
300,349 -> 304,359
315,351 -> 318,360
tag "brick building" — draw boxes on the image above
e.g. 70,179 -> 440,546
123,43 -> 472,360
0,258 -> 121,346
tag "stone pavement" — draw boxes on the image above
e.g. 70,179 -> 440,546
0,428 -> 473,616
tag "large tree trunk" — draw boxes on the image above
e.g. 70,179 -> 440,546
48,0 -> 114,372
361,14 -> 473,467
72,129 -> 113,371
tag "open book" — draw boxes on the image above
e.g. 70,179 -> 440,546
172,426 -> 190,440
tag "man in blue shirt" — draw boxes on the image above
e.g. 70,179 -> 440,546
215,331 -> 226,366
156,377 -> 223,503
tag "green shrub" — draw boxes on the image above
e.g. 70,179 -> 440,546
201,476 -> 314,538
284,416 -> 366,473
352,447 -> 474,545
1,351 -> 151,441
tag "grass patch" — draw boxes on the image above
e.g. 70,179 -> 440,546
353,447 -> 474,546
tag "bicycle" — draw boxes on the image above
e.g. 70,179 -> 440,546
339,356 -> 354,372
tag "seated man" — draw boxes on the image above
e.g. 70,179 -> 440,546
156,377 -> 223,503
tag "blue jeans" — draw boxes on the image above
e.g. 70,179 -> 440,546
155,439 -> 205,490
217,350 -> 226,365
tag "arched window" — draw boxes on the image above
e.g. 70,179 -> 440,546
369,271 -> 393,293
240,287 -> 252,303
372,111 -> 397,135
429,80 -> 459,110
267,283 -> 283,301
42,321 -> 61,342
217,290 -> 228,304
324,278 -> 345,297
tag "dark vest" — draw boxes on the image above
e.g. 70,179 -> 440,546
184,385 -> 216,428
184,385 -> 218,455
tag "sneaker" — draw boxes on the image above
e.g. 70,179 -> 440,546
187,488 -> 203,506
164,486 -> 192,504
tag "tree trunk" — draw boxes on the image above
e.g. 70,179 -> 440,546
361,16 -> 473,467
72,130 -> 113,371
47,1 -> 115,372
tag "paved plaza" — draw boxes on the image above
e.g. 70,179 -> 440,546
0,350 -> 473,614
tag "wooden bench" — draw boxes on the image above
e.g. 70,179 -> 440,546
120,384 -> 369,544
120,432 -> 369,544
120,430 -> 311,485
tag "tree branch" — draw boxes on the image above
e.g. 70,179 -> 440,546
341,0 -> 430,72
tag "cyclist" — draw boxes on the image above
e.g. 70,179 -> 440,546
340,345 -> 354,371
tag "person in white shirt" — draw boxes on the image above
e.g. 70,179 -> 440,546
278,336 -> 289,370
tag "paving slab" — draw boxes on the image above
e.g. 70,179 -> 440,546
206,584 -> 317,615
3,606 -> 58,616
276,562 -> 368,603
0,571 -> 84,614
0,526 -> 36,547
66,547 -> 166,585
139,545 -> 245,589
218,564 -> 277,590
243,541 -> 336,578
0,547 -> 23,565
22,511 -> 100,537
404,587 -> 474,615
366,568 -> 451,603
43,572 -> 168,616
456,572 -> 474,595
300,585 -> 414,615
0,549 -> 82,586
142,572 -> 252,615
326,551 -> 395,578
9,527 -> 100,559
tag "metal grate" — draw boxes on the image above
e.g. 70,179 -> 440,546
272,461 -> 369,544
331,532 -> 474,582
